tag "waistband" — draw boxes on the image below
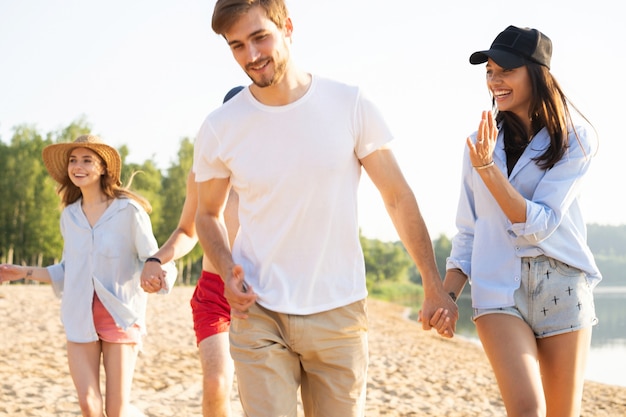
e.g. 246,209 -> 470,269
200,270 -> 222,281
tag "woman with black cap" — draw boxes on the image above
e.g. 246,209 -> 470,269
434,26 -> 601,416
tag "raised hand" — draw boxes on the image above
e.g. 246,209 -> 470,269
466,110 -> 498,169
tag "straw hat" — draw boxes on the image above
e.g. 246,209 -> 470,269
42,134 -> 122,185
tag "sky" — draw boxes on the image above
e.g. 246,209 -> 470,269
1,0 -> 624,242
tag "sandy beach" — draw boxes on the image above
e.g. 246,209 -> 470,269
1,284 -> 624,416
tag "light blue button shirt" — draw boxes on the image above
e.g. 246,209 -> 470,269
446,122 -> 602,309
47,198 -> 176,343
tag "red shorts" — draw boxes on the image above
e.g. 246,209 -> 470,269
92,292 -> 141,344
190,271 -> 231,345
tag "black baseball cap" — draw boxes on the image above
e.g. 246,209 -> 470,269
469,26 -> 552,69
223,85 -> 245,103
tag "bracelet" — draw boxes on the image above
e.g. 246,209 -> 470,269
473,160 -> 495,170
145,257 -> 162,264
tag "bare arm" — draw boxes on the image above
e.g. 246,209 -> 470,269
360,146 -> 458,336
0,265 -> 51,283
155,170 -> 200,262
224,188 -> 240,248
140,170 -> 201,293
141,170 -> 242,294
196,177 -> 256,318
443,268 -> 468,301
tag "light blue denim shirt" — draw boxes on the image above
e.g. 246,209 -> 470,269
446,122 -> 602,309
47,197 -> 176,343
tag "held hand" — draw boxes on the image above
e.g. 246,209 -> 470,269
224,264 -> 257,319
467,110 -> 498,168
0,264 -> 30,283
419,291 -> 459,338
141,275 -> 163,293
140,262 -> 166,293
429,308 -> 454,338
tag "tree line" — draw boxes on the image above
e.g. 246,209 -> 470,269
1,119 -> 623,297
0,119 -> 202,285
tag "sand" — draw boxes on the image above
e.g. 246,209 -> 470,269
1,284 -> 625,417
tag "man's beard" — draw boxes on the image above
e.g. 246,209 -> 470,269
246,57 -> 287,88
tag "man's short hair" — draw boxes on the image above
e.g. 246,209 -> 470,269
212,0 -> 289,35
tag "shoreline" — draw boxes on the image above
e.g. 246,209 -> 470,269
1,284 -> 625,416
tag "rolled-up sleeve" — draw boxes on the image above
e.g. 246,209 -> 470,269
510,148 -> 590,244
46,262 -> 65,298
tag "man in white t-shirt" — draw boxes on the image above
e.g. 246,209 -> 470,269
193,1 -> 458,416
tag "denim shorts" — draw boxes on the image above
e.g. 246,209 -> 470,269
473,255 -> 598,338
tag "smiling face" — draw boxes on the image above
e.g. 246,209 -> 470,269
224,5 -> 292,89
67,147 -> 105,190
486,58 -> 533,124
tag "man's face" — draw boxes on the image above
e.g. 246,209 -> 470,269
224,6 -> 292,88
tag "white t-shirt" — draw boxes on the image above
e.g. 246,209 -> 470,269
193,75 -> 393,314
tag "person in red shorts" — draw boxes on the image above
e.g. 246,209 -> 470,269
141,86 -> 243,417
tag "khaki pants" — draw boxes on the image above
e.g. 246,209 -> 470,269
229,299 -> 369,417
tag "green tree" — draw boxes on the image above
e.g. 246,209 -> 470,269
124,159 -> 164,232
50,115 -> 92,143
587,224 -> 626,258
0,125 -> 63,268
433,233 -> 452,278
159,138 -> 194,240
360,235 -> 412,283
158,138 -> 203,285
117,143 -> 165,246
360,234 -> 422,305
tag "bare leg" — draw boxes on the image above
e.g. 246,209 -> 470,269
198,332 -> 234,417
66,341 -> 105,417
101,341 -> 139,417
538,328 -> 591,417
475,314 -> 546,417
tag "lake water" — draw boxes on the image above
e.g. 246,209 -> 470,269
453,286 -> 626,387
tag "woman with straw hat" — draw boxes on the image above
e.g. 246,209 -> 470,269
0,134 -> 176,416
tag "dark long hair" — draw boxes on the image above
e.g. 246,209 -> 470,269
494,62 -> 593,170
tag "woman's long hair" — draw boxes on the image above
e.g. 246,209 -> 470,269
494,62 -> 593,170
56,151 -> 152,213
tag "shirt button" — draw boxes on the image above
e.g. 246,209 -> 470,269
515,276 -> 520,281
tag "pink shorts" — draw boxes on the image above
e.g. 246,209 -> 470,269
92,293 -> 141,344
190,271 -> 231,345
